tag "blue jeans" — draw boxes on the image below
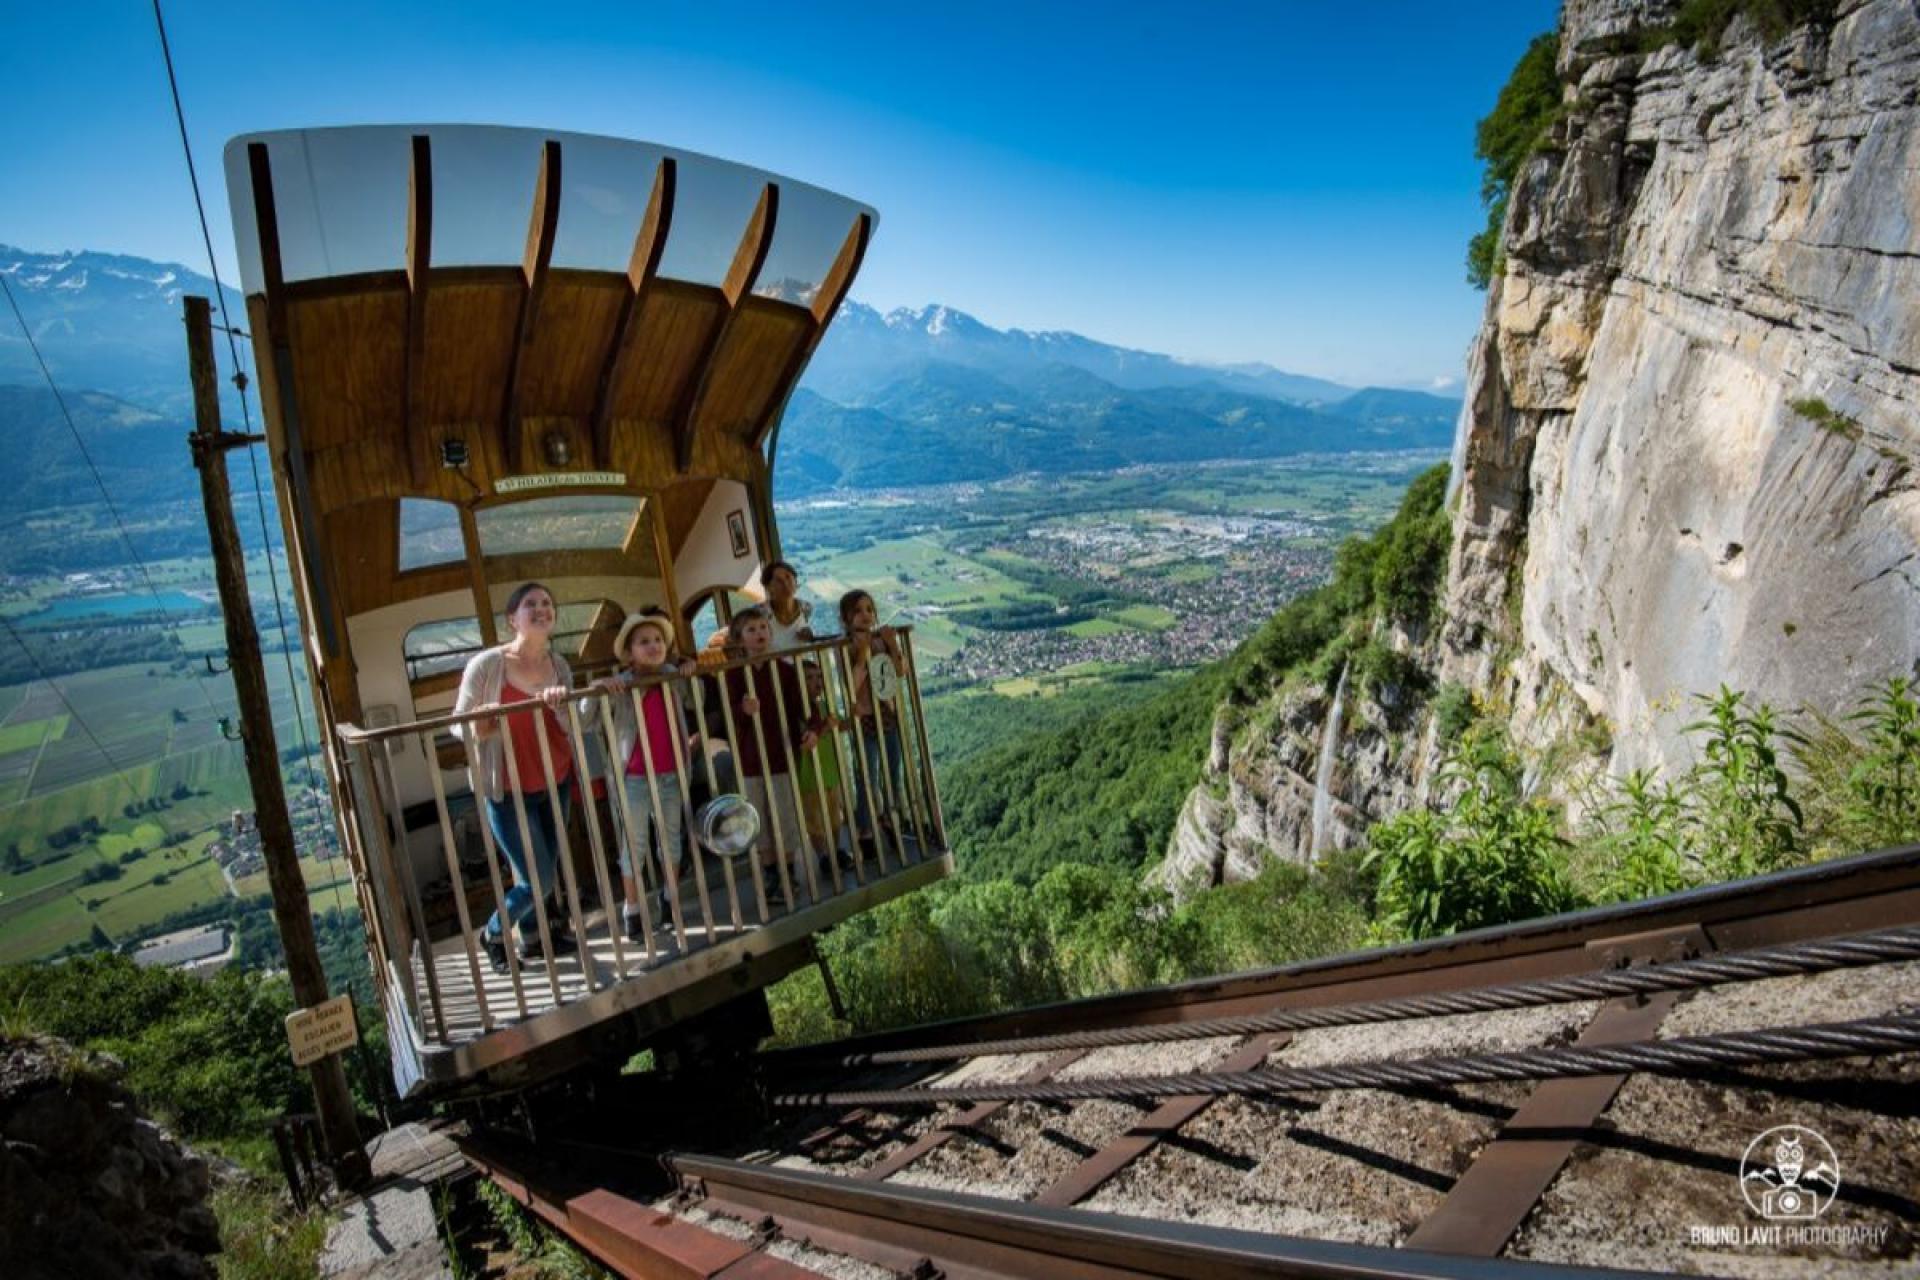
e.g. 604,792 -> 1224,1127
483,789 -> 571,939
852,723 -> 906,834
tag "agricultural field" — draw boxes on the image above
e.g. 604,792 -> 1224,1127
0,453 -> 1432,965
0,546 -> 324,962
781,451 -> 1441,690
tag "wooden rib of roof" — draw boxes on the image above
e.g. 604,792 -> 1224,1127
236,133 -> 870,638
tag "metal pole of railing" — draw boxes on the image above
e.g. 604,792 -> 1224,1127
900,631 -> 948,851
531,711 -> 598,995
337,749 -> 418,1031
373,745 -> 450,1042
885,673 -> 932,862
830,643 -> 886,877
357,743 -> 447,1044
424,750 -> 492,1033
861,643 -> 911,869
742,662 -> 796,911
565,703 -> 629,981
497,717 -> 565,1007
632,684 -> 702,949
767,661 -> 822,905
598,697 -> 665,961
714,668 -> 772,924
686,678 -> 745,932
466,714 -> 529,1018
814,645 -> 866,887
793,659 -> 846,895
662,678 -> 727,935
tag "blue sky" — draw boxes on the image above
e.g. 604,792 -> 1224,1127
1,1 -> 1557,389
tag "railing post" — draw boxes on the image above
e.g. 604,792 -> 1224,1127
901,630 -> 948,851
566,702 -> 629,980
686,676 -> 746,931
424,748 -> 492,1033
599,696 -> 669,959
767,660 -> 821,904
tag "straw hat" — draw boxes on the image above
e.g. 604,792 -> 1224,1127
611,610 -> 674,661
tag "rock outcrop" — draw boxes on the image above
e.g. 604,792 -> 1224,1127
0,1035 -> 221,1280
1161,0 -> 1920,892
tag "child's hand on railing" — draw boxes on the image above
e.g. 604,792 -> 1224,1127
592,675 -> 626,695
538,685 -> 570,709
741,696 -> 761,716
669,658 -> 697,677
799,729 -> 820,752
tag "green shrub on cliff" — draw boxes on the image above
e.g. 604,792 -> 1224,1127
1365,725 -> 1580,939
1467,32 -> 1564,289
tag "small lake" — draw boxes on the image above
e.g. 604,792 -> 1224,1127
22,591 -> 216,625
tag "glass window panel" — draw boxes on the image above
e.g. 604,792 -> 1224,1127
397,499 -> 465,572
474,495 -> 642,557
404,616 -> 484,682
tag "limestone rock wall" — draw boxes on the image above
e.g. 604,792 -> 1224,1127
1160,0 -> 1920,892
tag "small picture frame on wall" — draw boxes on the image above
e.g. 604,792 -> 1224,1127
727,509 -> 750,558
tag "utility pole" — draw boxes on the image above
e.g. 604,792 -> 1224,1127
184,295 -> 371,1191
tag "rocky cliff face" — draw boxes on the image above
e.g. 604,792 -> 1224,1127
1161,0 -> 1920,892
1,1035 -> 222,1279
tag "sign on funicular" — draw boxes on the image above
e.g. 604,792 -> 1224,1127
285,994 -> 358,1067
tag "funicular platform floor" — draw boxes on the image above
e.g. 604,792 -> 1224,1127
394,835 -> 950,1091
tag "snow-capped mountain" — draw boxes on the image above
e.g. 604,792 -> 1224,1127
0,246 -> 247,413
806,299 -> 1359,406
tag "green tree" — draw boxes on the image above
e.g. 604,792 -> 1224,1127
1467,33 -> 1563,289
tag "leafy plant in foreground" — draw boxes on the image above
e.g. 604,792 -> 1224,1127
1686,686 -> 1803,880
1364,726 -> 1579,939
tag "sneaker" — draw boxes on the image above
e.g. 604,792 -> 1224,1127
481,932 -> 508,974
622,910 -> 648,943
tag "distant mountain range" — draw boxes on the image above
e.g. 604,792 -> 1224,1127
1,244 -> 1459,510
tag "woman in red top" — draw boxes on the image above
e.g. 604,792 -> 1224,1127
452,582 -> 578,972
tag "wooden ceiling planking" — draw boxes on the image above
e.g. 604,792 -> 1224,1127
609,282 -> 725,424
693,300 -> 810,441
518,273 -> 625,420
285,290 -> 406,453
421,280 -> 521,428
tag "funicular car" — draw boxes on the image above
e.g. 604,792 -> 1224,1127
222,125 -> 951,1097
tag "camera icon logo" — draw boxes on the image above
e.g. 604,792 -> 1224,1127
1741,1125 -> 1839,1221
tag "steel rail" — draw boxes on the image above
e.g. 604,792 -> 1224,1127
803,924 -> 1920,1066
773,1011 -> 1920,1108
666,1152 -> 1671,1280
762,843 -> 1920,1067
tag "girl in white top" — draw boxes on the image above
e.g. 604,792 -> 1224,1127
763,559 -> 814,652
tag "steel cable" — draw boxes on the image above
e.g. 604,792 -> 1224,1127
807,925 -> 1920,1067
773,1011 -> 1920,1108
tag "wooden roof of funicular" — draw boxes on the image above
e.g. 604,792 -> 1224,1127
222,126 -> 874,642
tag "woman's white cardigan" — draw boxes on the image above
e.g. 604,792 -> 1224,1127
452,646 -> 576,804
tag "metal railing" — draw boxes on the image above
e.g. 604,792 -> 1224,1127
335,630 -> 947,1049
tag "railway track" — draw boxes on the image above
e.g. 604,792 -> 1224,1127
459,844 -> 1920,1278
